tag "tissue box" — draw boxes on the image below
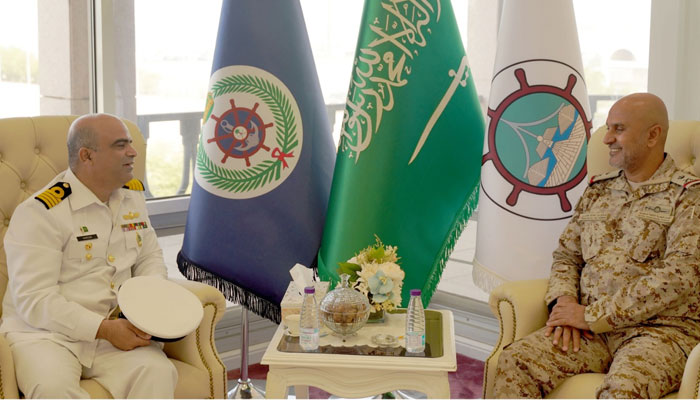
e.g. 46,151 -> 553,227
280,281 -> 330,320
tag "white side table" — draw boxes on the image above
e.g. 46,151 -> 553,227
261,309 -> 457,398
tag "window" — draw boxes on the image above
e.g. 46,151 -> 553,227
98,1 -> 221,199
0,0 -> 41,118
574,0 -> 651,128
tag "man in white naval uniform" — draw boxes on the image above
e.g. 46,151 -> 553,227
0,114 -> 177,398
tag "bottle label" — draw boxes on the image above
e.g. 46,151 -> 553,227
299,328 -> 319,351
405,332 -> 425,352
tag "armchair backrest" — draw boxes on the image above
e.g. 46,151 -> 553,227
587,120 -> 700,178
0,116 -> 147,317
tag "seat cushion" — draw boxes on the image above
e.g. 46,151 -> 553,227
172,358 -> 211,399
80,378 -> 112,399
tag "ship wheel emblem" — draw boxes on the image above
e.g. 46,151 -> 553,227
196,65 -> 302,200
209,100 -> 272,166
482,63 -> 592,219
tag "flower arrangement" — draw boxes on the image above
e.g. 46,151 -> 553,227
337,235 -> 405,313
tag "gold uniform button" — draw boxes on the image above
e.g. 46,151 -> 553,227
85,253 -> 92,261
85,243 -> 92,250
110,282 -> 115,289
108,255 -> 115,262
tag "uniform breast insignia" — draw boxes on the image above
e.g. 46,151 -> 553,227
121,222 -> 148,232
35,182 -> 72,209
589,170 -> 622,185
122,211 -> 141,220
122,179 -> 145,191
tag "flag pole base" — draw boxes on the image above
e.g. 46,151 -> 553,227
228,378 -> 265,399
227,307 -> 266,399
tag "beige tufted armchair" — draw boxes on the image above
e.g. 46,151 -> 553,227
483,120 -> 700,399
0,116 -> 227,398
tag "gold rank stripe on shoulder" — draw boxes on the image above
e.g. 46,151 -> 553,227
35,182 -> 72,209
122,179 -> 144,191
589,169 -> 622,185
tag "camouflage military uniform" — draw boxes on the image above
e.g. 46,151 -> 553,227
494,156 -> 700,398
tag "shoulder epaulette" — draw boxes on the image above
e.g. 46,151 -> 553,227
122,179 -> 144,191
671,170 -> 700,189
35,182 -> 72,209
589,169 -> 622,185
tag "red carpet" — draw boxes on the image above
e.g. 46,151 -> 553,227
228,353 -> 484,398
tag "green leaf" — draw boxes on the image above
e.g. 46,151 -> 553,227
368,246 -> 385,261
337,262 -> 361,281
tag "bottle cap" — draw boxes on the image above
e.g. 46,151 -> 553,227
304,286 -> 315,294
410,289 -> 421,296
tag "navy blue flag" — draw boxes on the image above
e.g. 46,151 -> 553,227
178,0 -> 336,323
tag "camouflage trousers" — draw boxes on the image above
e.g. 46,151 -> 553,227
492,326 -> 694,398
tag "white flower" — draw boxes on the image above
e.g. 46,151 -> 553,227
342,236 -> 405,312
355,262 -> 404,312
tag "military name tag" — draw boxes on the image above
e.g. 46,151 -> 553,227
578,212 -> 608,221
639,205 -> 673,224
77,234 -> 98,241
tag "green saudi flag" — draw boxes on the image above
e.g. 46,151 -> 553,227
318,0 -> 485,306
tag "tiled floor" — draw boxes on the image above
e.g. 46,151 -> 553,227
156,221 -> 489,303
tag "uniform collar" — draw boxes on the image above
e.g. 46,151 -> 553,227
609,155 -> 678,196
65,168 -> 125,211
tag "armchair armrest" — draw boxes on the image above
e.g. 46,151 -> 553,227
678,342 -> 700,399
0,334 -> 19,399
489,279 -> 549,342
163,279 -> 227,399
483,279 -> 549,399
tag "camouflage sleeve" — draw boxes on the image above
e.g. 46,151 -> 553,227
584,188 -> 700,333
544,188 -> 590,306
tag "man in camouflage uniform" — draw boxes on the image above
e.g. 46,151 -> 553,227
493,93 -> 700,398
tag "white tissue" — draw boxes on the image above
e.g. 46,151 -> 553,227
289,263 -> 313,295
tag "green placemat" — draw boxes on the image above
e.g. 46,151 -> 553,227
278,309 -> 443,358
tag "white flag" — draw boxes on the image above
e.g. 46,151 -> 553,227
473,0 -> 592,291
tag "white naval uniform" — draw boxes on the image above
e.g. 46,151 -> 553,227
0,168 -> 177,399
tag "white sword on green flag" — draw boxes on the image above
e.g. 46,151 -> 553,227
409,55 -> 470,165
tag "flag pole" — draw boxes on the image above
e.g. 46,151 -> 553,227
228,307 -> 265,399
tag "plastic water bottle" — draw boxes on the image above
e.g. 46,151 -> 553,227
405,289 -> 425,354
299,286 -> 320,351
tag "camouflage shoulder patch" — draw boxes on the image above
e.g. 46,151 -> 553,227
589,169 -> 622,185
35,182 -> 72,209
122,179 -> 144,191
671,171 -> 700,189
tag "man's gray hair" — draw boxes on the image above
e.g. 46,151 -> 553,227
66,118 -> 98,169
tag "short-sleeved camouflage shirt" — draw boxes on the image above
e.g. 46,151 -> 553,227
545,156 -> 700,334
